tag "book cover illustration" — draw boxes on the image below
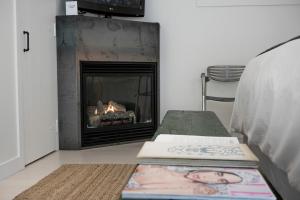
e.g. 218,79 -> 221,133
154,134 -> 240,145
122,165 -> 276,200
168,144 -> 244,157
137,142 -> 258,161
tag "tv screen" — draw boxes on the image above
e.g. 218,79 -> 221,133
77,0 -> 145,17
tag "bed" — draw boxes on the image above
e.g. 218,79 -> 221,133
230,36 -> 300,200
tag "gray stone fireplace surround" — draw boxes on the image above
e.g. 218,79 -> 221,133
56,16 -> 159,150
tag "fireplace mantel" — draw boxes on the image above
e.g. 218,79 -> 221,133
56,16 -> 160,149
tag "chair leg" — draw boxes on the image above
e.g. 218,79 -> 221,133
201,73 -> 207,111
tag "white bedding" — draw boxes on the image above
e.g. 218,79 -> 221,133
230,39 -> 300,191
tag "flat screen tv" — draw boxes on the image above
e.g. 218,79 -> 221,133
77,0 -> 145,17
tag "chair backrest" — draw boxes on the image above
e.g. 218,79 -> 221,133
207,65 -> 245,82
201,65 -> 245,111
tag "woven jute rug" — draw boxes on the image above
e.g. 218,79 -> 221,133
14,164 -> 136,200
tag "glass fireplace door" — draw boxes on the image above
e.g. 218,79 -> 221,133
84,75 -> 153,128
80,62 -> 158,147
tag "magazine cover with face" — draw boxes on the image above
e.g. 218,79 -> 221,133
122,165 -> 276,200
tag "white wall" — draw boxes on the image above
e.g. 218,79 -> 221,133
0,0 -> 24,179
55,0 -> 300,128
137,0 -> 300,129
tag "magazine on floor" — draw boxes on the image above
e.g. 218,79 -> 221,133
121,165 -> 276,200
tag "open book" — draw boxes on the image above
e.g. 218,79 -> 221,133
137,135 -> 259,168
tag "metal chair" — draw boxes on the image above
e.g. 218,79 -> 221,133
201,65 -> 245,111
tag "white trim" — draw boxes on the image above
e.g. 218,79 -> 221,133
0,156 -> 24,180
13,0 -> 24,163
0,0 -> 25,181
196,0 -> 300,7
14,0 -> 25,169
13,0 -> 23,161
13,0 -> 25,168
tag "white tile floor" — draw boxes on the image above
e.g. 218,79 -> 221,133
0,142 -> 143,200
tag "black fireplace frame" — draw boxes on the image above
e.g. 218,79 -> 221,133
80,61 -> 159,147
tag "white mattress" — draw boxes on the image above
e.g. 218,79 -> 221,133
230,39 -> 300,192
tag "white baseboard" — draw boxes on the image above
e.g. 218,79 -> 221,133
0,156 -> 24,181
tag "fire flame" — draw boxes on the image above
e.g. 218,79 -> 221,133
105,104 -> 115,114
94,101 -> 122,116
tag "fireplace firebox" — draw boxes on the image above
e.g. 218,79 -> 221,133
81,61 -> 158,147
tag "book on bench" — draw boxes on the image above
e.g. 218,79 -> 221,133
154,134 -> 240,145
121,165 -> 276,200
137,135 -> 259,168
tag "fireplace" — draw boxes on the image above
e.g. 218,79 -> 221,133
81,61 -> 158,146
56,16 -> 159,149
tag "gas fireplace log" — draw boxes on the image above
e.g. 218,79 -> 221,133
100,111 -> 135,121
97,100 -> 105,114
107,100 -> 126,113
88,110 -> 136,127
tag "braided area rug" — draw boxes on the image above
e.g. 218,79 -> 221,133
14,164 -> 136,200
